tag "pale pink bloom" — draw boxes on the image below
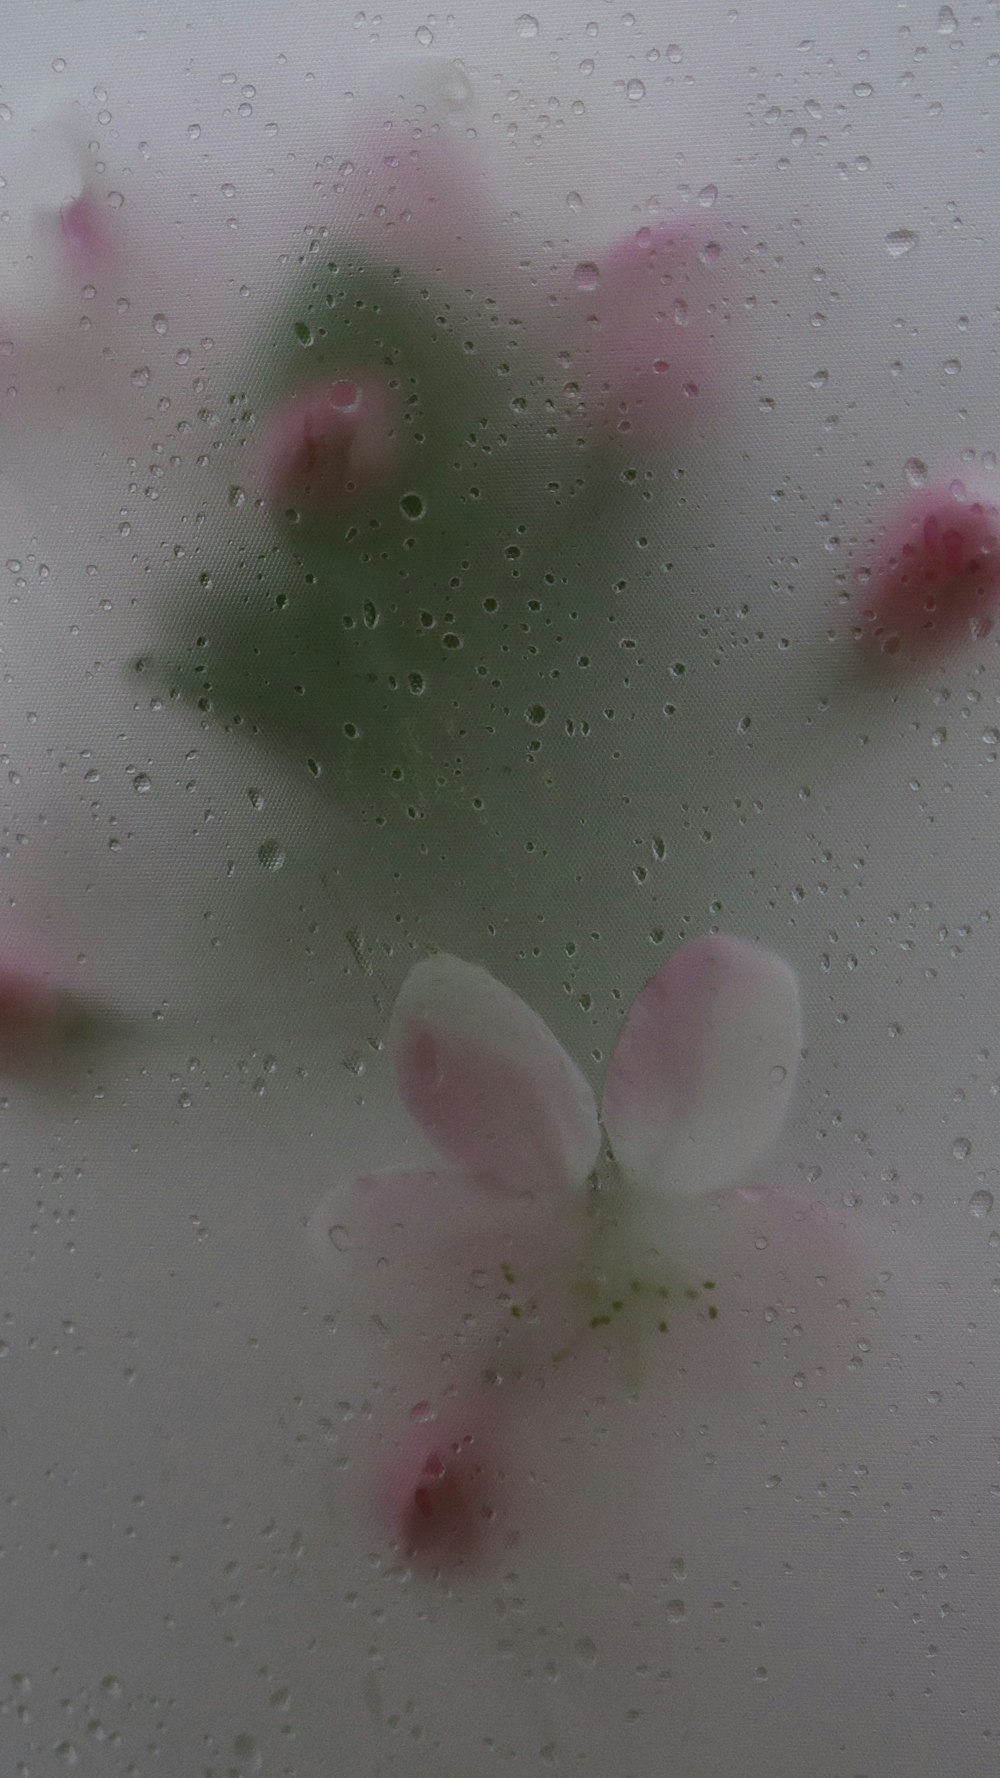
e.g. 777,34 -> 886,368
559,216 -> 731,447
310,935 -> 812,1568
856,477 -> 1000,657
332,114 -> 501,294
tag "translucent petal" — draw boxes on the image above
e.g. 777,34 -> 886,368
602,935 -> 801,1197
389,954 -> 601,1197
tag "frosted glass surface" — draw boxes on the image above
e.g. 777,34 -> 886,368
2,3 -> 998,1774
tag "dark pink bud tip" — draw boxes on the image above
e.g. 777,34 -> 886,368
379,1414 -> 505,1568
255,374 -> 399,516
0,957 -> 82,1066
59,192 -> 115,271
858,481 -> 1000,657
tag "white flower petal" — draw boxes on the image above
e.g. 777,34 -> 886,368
389,954 -> 601,1198
602,934 -> 802,1197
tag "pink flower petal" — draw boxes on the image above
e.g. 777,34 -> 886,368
602,935 -> 801,1198
389,955 -> 601,1198
343,112 -> 499,290
857,479 -> 1000,656
254,374 -> 400,516
567,216 -> 726,445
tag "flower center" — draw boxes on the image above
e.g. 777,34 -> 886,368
555,1154 -> 718,1387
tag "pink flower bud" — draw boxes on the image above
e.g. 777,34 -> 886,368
254,374 -> 399,516
377,1403 -> 510,1569
857,479 -> 1000,656
0,954 -> 82,1065
60,192 -> 110,264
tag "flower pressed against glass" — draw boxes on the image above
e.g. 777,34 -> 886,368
309,934 -> 818,1567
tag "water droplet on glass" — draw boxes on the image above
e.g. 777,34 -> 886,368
399,491 -> 426,520
886,229 -> 919,258
232,1734 -> 262,1774
574,1636 -> 598,1666
952,1136 -> 972,1162
626,78 -> 646,101
515,13 -> 539,37
904,457 -> 929,487
666,1598 -> 686,1623
415,23 -> 434,45
257,839 -> 286,871
938,4 -> 957,32
969,1189 -> 993,1219
132,772 -> 151,794
441,62 -> 473,109
573,260 -> 600,292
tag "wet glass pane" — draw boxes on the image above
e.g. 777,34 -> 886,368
2,3 -> 998,1774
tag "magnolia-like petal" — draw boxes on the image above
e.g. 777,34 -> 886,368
389,954 -> 601,1198
376,1392 -> 513,1568
857,479 -> 1000,655
602,935 -> 801,1199
569,217 -> 724,443
308,1167 -> 580,1349
254,374 -> 399,515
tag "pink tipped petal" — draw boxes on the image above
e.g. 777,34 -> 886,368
570,217 -> 724,444
602,936 -> 802,1198
389,955 -> 600,1198
344,107 -> 502,291
857,479 -> 1000,655
255,374 -> 399,514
